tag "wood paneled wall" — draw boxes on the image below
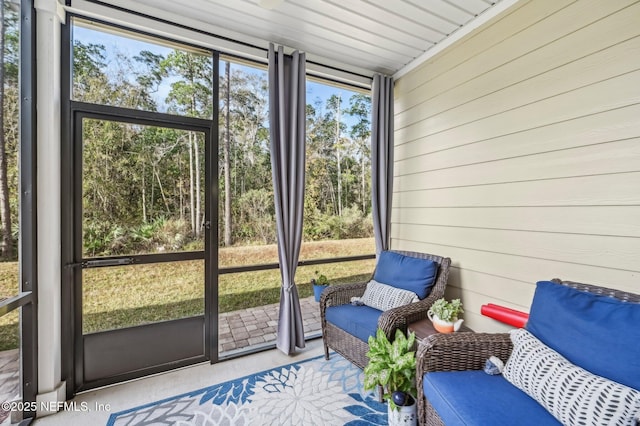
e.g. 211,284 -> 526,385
392,0 -> 640,332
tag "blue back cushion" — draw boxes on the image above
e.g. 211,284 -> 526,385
325,304 -> 382,343
526,281 -> 640,390
373,251 -> 438,299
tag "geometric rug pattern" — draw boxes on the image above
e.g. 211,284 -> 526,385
106,354 -> 387,425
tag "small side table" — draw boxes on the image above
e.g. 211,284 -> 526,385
408,318 -> 473,341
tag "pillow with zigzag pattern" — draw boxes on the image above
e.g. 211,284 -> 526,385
503,328 -> 640,426
356,280 -> 419,312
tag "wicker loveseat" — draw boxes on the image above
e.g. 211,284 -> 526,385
320,250 -> 451,369
417,279 -> 640,426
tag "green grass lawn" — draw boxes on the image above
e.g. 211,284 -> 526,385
0,238 -> 375,350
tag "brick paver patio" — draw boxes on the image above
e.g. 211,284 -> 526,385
218,295 -> 321,353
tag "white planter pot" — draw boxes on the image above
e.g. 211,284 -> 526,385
387,401 -> 417,426
427,311 -> 464,333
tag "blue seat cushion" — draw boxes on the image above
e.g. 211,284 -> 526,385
325,304 -> 382,343
526,281 -> 640,390
373,251 -> 438,299
424,370 -> 560,426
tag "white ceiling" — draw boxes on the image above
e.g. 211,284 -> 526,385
75,0 -> 508,78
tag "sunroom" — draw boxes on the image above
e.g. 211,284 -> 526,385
0,0 -> 638,424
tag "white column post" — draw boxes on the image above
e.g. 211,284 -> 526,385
34,0 -> 66,416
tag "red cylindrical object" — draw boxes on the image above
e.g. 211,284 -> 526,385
480,304 -> 529,328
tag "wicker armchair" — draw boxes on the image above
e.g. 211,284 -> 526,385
320,250 -> 451,369
416,279 -> 640,426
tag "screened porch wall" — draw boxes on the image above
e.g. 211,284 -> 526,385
392,0 -> 640,332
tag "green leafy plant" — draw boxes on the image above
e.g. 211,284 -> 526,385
428,298 -> 464,322
364,328 -> 417,411
311,270 -> 329,286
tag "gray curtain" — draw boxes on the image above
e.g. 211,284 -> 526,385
268,44 -> 306,355
371,74 -> 394,255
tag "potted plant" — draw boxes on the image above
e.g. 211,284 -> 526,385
427,298 -> 464,333
311,271 -> 329,302
364,328 -> 417,426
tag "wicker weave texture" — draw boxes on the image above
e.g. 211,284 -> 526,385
418,279 -> 640,426
323,323 -> 370,369
423,399 -> 445,426
320,250 -> 451,371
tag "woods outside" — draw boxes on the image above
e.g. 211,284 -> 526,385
0,20 -> 375,350
73,24 -> 373,257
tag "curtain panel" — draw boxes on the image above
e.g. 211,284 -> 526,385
268,43 -> 306,355
371,74 -> 394,255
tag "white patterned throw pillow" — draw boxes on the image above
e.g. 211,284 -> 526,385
503,328 -> 640,426
356,280 -> 419,311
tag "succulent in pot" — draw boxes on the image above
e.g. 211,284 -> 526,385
311,271 -> 329,302
427,298 -> 464,333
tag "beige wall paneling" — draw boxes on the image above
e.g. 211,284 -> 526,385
396,103 -> 640,167
394,0 -> 572,96
396,0 -> 639,114
391,206 -> 640,238
393,0 -> 640,332
395,70 -> 640,149
389,239 -> 639,294
395,138 -> 640,191
391,224 -> 639,271
393,173 -> 640,208
455,268 -> 535,308
396,30 -> 640,132
395,0 -> 636,101
389,239 -> 639,332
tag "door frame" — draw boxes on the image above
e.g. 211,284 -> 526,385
65,101 -> 218,392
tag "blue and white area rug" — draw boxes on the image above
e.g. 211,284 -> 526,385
107,354 -> 387,425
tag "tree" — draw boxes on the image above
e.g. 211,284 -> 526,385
306,98 -> 337,216
133,50 -> 168,112
219,63 -> 270,245
0,2 -> 18,259
347,93 -> 371,213
223,61 -> 232,246
70,28 -> 372,252
330,94 -> 343,216
162,51 -> 214,238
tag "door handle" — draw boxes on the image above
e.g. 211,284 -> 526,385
66,257 -> 135,269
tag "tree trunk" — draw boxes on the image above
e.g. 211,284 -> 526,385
141,162 -> 147,222
189,134 -> 195,235
194,136 -> 201,237
361,141 -> 366,213
335,96 -> 342,217
0,2 -> 13,259
223,61 -> 232,246
178,157 -> 184,221
154,165 -> 171,213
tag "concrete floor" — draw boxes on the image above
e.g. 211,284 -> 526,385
0,350 -> 19,425
0,296 -> 323,424
33,339 -> 325,426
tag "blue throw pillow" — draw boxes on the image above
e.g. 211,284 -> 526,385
373,251 -> 438,299
526,281 -> 640,391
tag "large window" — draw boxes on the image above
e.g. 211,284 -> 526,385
0,0 -> 20,300
69,19 -> 374,359
217,59 -> 273,252
73,21 -> 213,118
299,79 -> 374,282
68,19 -> 217,388
73,20 -> 215,259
